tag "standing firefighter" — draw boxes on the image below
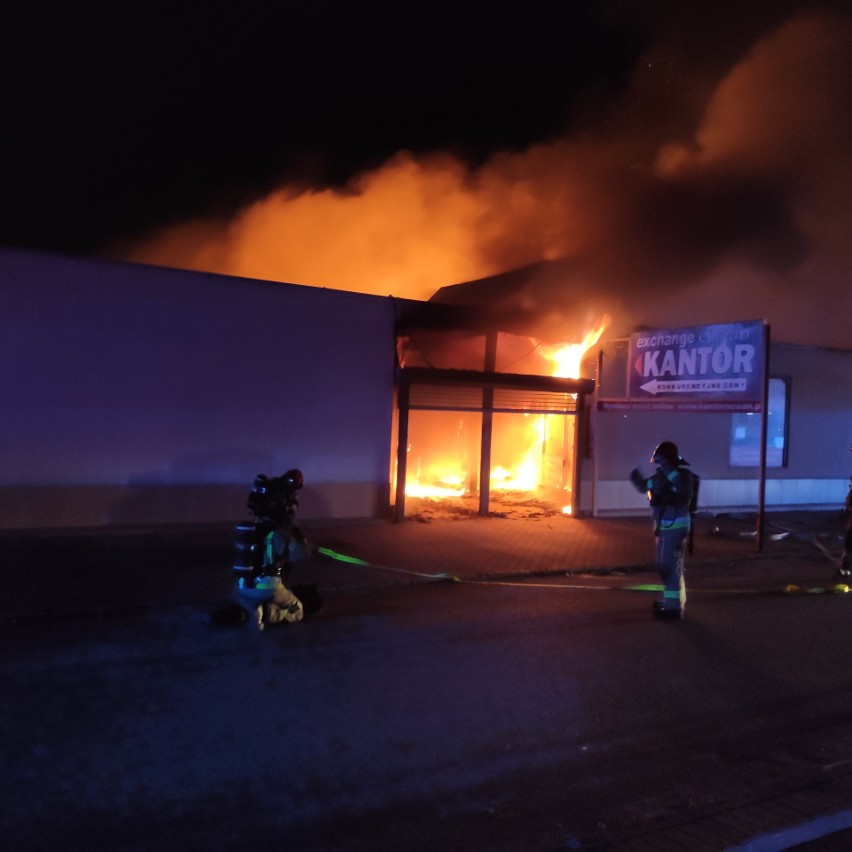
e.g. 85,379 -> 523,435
630,441 -> 698,621
840,449 -> 852,578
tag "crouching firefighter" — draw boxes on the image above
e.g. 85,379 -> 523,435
630,441 -> 699,621
215,468 -> 317,629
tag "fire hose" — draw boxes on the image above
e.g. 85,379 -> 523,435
315,546 -> 850,596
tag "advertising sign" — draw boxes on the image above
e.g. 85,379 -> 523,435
600,320 -> 767,412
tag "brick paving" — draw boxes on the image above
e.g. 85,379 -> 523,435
0,507 -> 846,623
0,510 -> 843,622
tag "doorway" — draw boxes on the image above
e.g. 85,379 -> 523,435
392,368 -> 593,521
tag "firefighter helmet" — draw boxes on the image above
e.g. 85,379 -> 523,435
651,441 -> 681,467
283,468 -> 304,489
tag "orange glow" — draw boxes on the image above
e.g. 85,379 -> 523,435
539,315 -> 611,378
124,143 -> 616,304
118,12 -> 852,355
405,480 -> 466,499
403,318 -> 610,510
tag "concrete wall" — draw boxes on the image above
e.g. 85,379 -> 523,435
591,341 -> 852,516
0,248 -> 398,529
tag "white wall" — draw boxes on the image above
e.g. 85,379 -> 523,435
5,248 -> 849,527
591,341 -> 852,516
0,248 -> 398,529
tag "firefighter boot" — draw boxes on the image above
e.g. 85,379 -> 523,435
652,601 -> 683,620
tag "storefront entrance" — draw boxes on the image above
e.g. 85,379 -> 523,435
393,367 -> 594,521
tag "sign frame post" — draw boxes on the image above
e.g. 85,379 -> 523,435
598,320 -> 771,551
756,325 -> 771,551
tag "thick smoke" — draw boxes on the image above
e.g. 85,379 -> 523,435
125,10 -> 852,349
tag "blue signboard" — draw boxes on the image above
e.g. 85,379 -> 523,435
613,320 -> 767,412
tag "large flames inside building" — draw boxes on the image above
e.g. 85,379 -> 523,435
395,317 -> 609,520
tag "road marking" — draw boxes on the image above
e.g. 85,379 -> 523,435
726,807 -> 852,851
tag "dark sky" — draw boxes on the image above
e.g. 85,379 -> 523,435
2,1 -> 851,346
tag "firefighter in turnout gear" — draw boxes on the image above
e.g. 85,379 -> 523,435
216,469 -> 315,629
235,517 -> 305,628
630,441 -> 696,621
840,450 -> 852,578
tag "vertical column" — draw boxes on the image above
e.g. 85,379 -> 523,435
393,374 -> 410,523
756,324 -> 771,550
479,331 -> 498,516
572,393 -> 586,516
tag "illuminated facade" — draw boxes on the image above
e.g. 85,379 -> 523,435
1,248 -> 849,529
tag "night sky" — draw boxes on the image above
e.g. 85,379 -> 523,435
3,1 -> 851,346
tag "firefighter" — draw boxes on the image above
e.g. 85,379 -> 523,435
840,453 -> 852,578
234,520 -> 305,628
215,469 -> 310,629
630,441 -> 696,621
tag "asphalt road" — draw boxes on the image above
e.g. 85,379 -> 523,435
2,571 -> 852,850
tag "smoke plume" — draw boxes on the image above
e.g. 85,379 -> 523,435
124,10 -> 852,349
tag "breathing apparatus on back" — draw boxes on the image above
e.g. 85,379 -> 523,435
630,441 -> 701,551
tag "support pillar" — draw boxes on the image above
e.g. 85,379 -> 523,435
393,375 -> 410,523
479,331 -> 498,516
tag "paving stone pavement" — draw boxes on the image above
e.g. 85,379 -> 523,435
0,508 -> 846,623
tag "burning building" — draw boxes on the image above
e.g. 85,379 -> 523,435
391,296 -> 607,520
411,260 -> 852,519
0,248 -> 850,531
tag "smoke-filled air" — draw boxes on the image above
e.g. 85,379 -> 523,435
125,10 -> 852,349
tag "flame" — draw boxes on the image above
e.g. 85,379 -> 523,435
405,479 -> 466,499
539,315 -> 611,378
404,317 -> 611,510
118,11 -> 852,354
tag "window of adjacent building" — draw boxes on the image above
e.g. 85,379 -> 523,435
729,377 -> 789,467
